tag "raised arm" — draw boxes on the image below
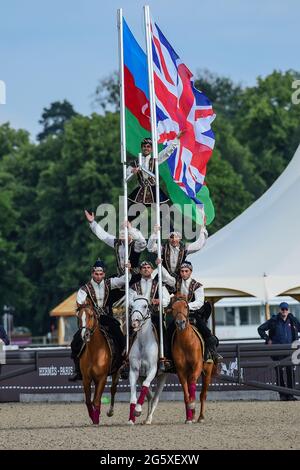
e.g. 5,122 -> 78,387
161,266 -> 176,289
147,224 -> 160,253
158,139 -> 179,164
110,272 -> 132,290
186,226 -> 208,254
85,210 -> 115,248
158,131 -> 185,165
125,222 -> 146,252
147,233 -> 158,253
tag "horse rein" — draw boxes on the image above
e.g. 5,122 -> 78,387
130,299 -> 151,330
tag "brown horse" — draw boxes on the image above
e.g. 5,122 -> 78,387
77,299 -> 120,425
171,294 -> 217,423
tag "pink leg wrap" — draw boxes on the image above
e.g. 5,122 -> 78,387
87,403 -> 100,424
188,383 -> 197,402
92,406 -> 100,425
129,403 -> 136,422
185,404 -> 193,421
137,385 -> 149,406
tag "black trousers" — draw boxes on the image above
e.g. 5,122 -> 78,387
189,313 -> 212,340
275,364 -> 295,395
151,314 -> 171,359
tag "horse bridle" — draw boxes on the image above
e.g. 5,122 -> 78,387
130,298 -> 151,330
171,298 -> 190,325
78,303 -> 98,341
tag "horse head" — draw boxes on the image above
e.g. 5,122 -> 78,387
129,297 -> 151,332
171,293 -> 189,331
76,298 -> 97,342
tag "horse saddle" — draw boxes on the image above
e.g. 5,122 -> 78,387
171,327 -> 213,364
76,322 -> 124,376
100,326 -> 123,376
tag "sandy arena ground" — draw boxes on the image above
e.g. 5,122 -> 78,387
0,401 -> 299,450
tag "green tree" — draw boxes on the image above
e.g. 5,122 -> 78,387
0,125 -> 34,325
0,123 -> 29,160
93,71 -> 119,113
194,70 -> 243,120
235,70 -> 300,188
37,100 -> 78,141
206,150 -> 253,233
27,112 -> 122,331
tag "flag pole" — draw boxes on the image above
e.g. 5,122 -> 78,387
144,5 -> 165,367
117,8 -> 130,355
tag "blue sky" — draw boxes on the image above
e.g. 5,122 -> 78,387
0,0 -> 299,139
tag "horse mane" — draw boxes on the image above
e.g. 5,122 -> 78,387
76,298 -> 95,316
171,293 -> 188,305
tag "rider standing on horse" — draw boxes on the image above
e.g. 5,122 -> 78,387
84,212 -> 146,309
69,259 -> 129,381
147,222 -> 208,277
84,212 -> 146,281
162,261 -> 223,363
129,261 -> 170,307
128,260 -> 172,370
127,137 -> 180,208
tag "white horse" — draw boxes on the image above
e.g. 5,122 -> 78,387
128,297 -> 167,424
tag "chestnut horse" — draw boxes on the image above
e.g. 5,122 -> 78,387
77,299 -> 120,425
171,295 -> 217,423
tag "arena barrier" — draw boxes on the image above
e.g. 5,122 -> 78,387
0,343 -> 299,402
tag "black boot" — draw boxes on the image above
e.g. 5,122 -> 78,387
68,357 -> 82,381
119,358 -> 129,380
205,335 -> 223,363
159,357 -> 174,372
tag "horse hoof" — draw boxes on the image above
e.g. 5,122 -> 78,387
197,417 -> 205,423
134,403 -> 142,417
144,420 -> 152,425
185,419 -> 193,424
107,408 -> 114,418
128,420 -> 135,425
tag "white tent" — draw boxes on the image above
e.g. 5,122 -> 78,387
190,144 -> 300,304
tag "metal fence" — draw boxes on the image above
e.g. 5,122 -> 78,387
0,342 -> 299,402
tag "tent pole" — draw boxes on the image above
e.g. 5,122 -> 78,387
57,317 -> 65,345
264,302 -> 270,320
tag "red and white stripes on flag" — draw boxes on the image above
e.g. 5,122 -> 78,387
151,21 -> 216,203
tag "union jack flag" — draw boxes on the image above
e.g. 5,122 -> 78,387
151,21 -> 216,203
